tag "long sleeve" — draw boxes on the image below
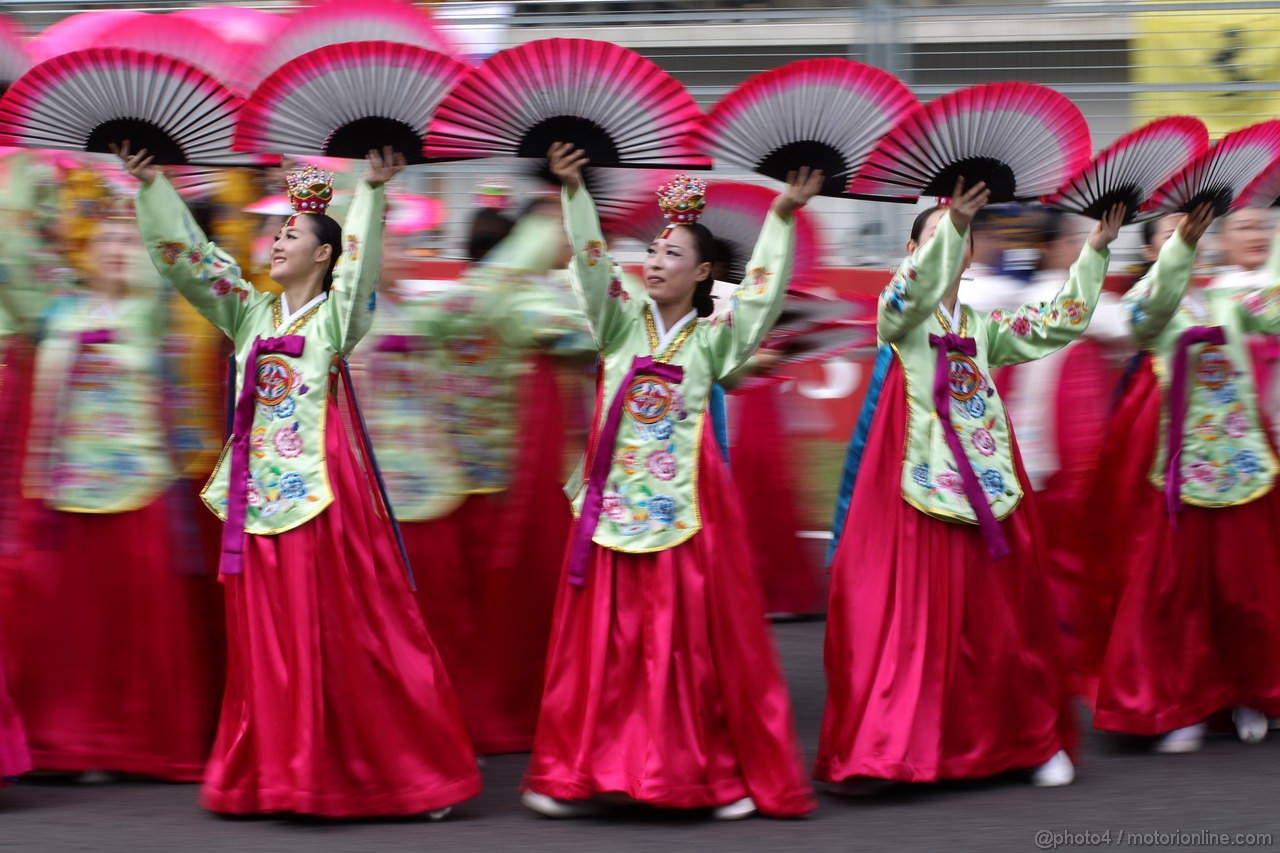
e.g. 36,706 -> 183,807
326,180 -> 386,355
562,185 -> 645,351
501,275 -> 594,353
877,214 -> 969,344
982,242 -> 1111,367
701,210 -> 795,380
136,174 -> 267,340
1122,231 -> 1195,346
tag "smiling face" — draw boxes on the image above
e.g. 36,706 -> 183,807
644,225 -> 711,309
270,215 -> 332,286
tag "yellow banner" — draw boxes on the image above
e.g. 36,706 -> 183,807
1132,1 -> 1280,135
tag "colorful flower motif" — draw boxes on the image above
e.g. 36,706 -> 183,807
980,468 -> 1004,496
911,463 -> 931,487
585,240 -> 605,267
650,418 -> 674,441
602,492 -> 627,522
1224,409 -> 1247,439
618,521 -> 649,536
990,309 -> 1005,322
614,447 -> 639,475
345,235 -> 361,261
1187,460 -> 1216,485
246,480 -> 264,507
1127,303 -> 1148,329
647,450 -> 677,481
882,279 -> 907,314
273,427 -> 303,458
1009,315 -> 1032,337
1194,415 -> 1219,441
259,500 -> 284,519
158,241 -> 184,265
748,267 -> 771,295
279,472 -> 308,500
962,395 -> 986,419
1214,383 -> 1238,406
1063,299 -> 1088,325
648,495 -> 677,524
607,276 -> 630,302
934,469 -> 965,497
274,397 -> 296,419
971,428 -> 997,456
250,427 -> 267,458
1231,448 -> 1263,475
210,277 -> 233,297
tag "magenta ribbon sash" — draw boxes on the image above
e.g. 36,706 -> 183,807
929,332 -> 1010,560
77,329 -> 115,346
221,334 -> 305,575
1165,325 -> 1227,515
374,334 -> 415,354
566,354 -> 684,587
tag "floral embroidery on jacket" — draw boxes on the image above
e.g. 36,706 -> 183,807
584,240 -> 605,267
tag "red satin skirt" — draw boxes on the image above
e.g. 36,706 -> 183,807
731,381 -> 824,616
409,357 -> 570,755
1,494 -> 219,780
524,421 -> 815,818
0,626 -> 28,781
202,400 -> 482,816
816,361 -> 1073,783
1091,362 -> 1280,735
0,340 -> 33,781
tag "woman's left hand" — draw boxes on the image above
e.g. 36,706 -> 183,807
365,146 -> 407,188
772,167 -> 825,220
1087,202 -> 1127,252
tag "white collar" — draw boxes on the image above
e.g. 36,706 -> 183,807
938,300 -> 963,332
279,291 -> 328,327
649,305 -> 697,352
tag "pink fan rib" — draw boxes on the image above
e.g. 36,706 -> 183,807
235,41 -> 467,157
27,11 -> 146,65
848,81 -> 1091,201
1043,115 -> 1207,222
1147,119 -> 1280,213
258,0 -> 457,80
424,38 -> 706,168
90,14 -> 245,94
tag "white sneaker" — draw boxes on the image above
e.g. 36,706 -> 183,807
711,796 -> 757,821
521,789 -> 599,819
1031,750 -> 1075,787
1233,707 -> 1268,744
1154,723 -> 1206,754
426,807 -> 452,821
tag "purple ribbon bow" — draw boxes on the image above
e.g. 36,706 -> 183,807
1165,325 -> 1227,515
374,334 -> 415,354
929,332 -> 1010,560
221,335 -> 306,576
567,355 -> 685,587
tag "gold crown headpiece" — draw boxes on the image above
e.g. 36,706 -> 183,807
656,175 -> 707,227
285,164 -> 334,218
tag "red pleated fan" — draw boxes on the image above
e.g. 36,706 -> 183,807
1148,119 -> 1280,215
847,82 -> 1092,203
424,38 -> 709,169
88,13 -> 250,96
0,14 -> 31,96
26,11 -> 147,66
236,41 -> 467,163
700,58 -> 917,198
1044,116 -> 1208,223
0,48 -> 262,166
256,0 -> 458,81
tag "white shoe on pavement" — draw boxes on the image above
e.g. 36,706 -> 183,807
711,797 -> 758,820
1031,750 -> 1075,787
426,807 -> 452,821
1154,723 -> 1206,754
521,789 -> 599,819
1234,707 -> 1268,744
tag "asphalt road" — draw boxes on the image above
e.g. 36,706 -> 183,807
3,621 -> 1279,853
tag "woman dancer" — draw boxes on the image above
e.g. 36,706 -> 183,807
115,142 -> 480,818
1093,202 -> 1280,752
521,144 -> 821,821
817,181 -> 1123,790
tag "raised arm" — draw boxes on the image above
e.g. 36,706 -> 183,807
120,142 -> 264,339
550,143 -> 645,350
329,148 -> 399,355
982,204 -> 1124,367
877,178 -> 988,344
1122,203 -> 1215,346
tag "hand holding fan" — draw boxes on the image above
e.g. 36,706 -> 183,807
700,58 -> 917,198
1146,119 -> 1280,215
236,41 -> 468,163
1044,116 -> 1207,224
847,82 -> 1092,203
425,38 -> 709,169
